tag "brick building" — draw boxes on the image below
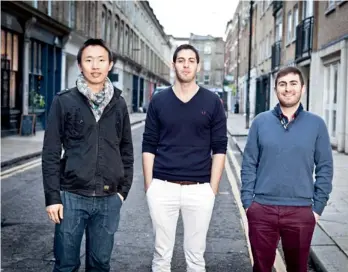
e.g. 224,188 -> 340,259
224,0 -> 348,153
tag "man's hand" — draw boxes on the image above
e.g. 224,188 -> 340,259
117,193 -> 124,202
46,204 -> 63,224
145,181 -> 152,193
313,211 -> 320,223
210,183 -> 218,195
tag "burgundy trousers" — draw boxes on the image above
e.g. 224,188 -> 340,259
247,202 -> 316,272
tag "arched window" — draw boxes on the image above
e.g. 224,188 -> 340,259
125,24 -> 129,55
120,21 -> 124,54
101,5 -> 107,40
114,15 -> 120,50
107,10 -> 112,44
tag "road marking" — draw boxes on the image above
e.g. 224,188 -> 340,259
1,122 -> 145,179
1,158 -> 42,177
226,145 -> 287,272
1,161 -> 42,179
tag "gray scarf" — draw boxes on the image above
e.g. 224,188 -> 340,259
76,74 -> 114,122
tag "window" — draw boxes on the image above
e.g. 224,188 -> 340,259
107,11 -> 112,44
287,11 -> 292,44
293,5 -> 299,40
204,44 -> 211,54
129,29 -> 133,58
125,25 -> 129,56
101,6 -> 107,41
204,74 -> 210,85
215,71 -> 222,85
120,21 -> 124,54
204,60 -> 211,71
134,34 -> 138,62
1,30 -> 19,109
141,40 -> 144,65
90,2 -> 95,37
328,0 -> 336,9
114,16 -> 119,49
85,3 -> 90,35
324,61 -> 340,141
68,1 -> 76,28
47,0 -> 52,16
303,0 -> 313,19
275,9 -> 283,42
32,0 -> 38,8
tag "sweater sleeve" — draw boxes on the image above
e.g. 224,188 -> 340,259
313,118 -> 333,215
240,119 -> 259,209
142,99 -> 159,154
211,98 -> 227,154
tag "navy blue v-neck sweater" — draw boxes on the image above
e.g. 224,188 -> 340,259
142,87 -> 227,183
241,105 -> 333,215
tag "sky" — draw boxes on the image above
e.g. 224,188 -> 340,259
148,0 -> 238,39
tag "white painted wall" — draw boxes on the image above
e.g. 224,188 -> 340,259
309,40 -> 348,153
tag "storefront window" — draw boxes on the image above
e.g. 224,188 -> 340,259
1,30 -> 5,56
10,72 -> 16,108
13,35 -> 18,71
1,29 -> 19,109
6,32 -> 12,66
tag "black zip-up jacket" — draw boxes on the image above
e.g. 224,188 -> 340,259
42,87 -> 134,206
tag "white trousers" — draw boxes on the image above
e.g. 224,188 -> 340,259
146,179 -> 216,272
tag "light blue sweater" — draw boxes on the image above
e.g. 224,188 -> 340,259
241,104 -> 333,215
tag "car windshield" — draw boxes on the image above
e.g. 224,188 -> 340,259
153,86 -> 169,96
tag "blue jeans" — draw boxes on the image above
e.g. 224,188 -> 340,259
53,191 -> 122,272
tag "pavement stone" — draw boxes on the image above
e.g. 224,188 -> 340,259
1,113 -> 146,167
227,113 -> 348,272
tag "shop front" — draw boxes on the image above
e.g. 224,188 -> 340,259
27,25 -> 63,131
1,11 -> 24,136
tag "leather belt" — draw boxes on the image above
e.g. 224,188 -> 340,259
167,181 -> 201,185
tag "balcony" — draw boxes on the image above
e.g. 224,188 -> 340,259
273,1 -> 283,16
295,16 -> 314,63
271,41 -> 282,71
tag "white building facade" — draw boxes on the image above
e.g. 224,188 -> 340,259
310,39 -> 348,153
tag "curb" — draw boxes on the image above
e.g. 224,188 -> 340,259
310,247 -> 327,272
227,128 -> 345,272
1,118 -> 146,169
1,151 -> 42,168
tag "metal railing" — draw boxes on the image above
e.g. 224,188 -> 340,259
295,16 -> 314,62
271,40 -> 282,71
273,1 -> 283,16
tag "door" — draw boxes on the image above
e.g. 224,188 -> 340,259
132,75 -> 139,112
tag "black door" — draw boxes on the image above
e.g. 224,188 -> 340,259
255,74 -> 270,116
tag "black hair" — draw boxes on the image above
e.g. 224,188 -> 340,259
77,38 -> 113,65
173,44 -> 200,64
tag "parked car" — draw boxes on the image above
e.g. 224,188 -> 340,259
142,85 -> 171,113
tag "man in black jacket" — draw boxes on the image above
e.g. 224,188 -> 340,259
42,39 -> 134,272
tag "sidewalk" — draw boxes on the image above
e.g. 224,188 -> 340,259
227,113 -> 348,272
1,113 -> 146,167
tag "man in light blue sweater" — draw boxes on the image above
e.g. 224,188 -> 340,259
241,66 -> 333,272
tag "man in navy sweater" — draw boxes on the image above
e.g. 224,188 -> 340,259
241,66 -> 333,272
142,44 -> 227,272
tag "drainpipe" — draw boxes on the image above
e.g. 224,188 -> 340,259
245,0 -> 254,129
236,13 -> 240,113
